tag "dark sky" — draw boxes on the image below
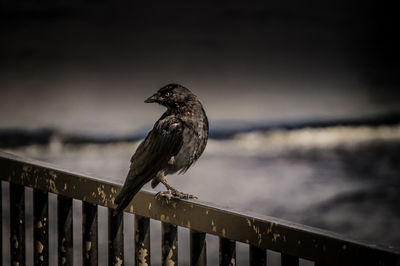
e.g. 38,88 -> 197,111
1,1 -> 399,133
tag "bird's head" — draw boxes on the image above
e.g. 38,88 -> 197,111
145,84 -> 197,108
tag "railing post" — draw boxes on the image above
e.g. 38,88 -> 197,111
109,209 -> 124,265
10,183 -> 25,265
34,189 -> 49,265
83,202 -> 98,266
281,253 -> 299,266
58,195 -> 73,266
219,237 -> 236,266
0,181 -> 2,264
162,222 -> 178,266
135,215 -> 150,266
249,245 -> 266,266
190,230 -> 207,266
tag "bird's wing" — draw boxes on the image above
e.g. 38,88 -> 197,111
114,117 -> 184,213
130,117 -> 184,177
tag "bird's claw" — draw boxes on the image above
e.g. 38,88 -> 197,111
155,189 -> 197,201
155,190 -> 173,203
172,190 -> 198,199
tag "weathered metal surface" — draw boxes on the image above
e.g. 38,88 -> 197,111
0,181 -> 2,264
191,230 -> 207,266
109,209 -> 124,266
34,189 -> 49,266
219,237 -> 236,266
10,183 -> 25,265
82,202 -> 98,266
249,245 -> 266,266
1,151 -> 400,266
58,195 -> 73,266
281,253 -> 299,266
135,215 -> 150,266
162,222 -> 178,266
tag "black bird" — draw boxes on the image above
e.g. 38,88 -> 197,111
114,84 -> 209,213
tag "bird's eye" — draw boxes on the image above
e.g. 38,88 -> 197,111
165,92 -> 171,97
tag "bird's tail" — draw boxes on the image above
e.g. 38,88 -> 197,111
113,171 -> 149,216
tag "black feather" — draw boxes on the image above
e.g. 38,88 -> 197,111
114,84 -> 208,214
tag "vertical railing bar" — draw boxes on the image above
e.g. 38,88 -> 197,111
135,214 -> 150,266
83,202 -> 98,266
219,237 -> 236,266
249,245 -> 266,266
58,195 -> 73,266
34,189 -> 49,265
281,253 -> 299,266
190,230 -> 207,266
10,183 -> 25,265
108,209 -> 124,265
0,181 -> 2,265
162,222 -> 178,266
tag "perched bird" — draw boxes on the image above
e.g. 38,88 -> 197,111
114,84 -> 209,213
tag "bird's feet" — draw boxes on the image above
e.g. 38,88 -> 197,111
171,189 -> 197,199
156,190 -> 174,201
156,179 -> 197,200
155,189 -> 197,201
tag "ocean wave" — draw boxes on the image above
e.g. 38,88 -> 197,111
1,112 -> 399,148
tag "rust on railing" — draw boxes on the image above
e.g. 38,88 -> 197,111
1,151 -> 400,266
10,183 -> 25,265
34,189 -> 49,265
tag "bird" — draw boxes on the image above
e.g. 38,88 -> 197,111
114,83 -> 209,213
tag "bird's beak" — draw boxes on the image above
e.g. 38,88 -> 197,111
144,93 -> 158,103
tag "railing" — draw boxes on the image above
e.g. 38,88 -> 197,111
0,151 -> 399,266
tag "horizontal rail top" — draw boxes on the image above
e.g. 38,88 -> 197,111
1,151 -> 399,265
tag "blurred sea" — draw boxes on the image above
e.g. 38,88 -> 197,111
1,116 -> 400,265
1,2 -> 399,264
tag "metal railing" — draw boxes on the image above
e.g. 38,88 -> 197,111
0,151 -> 399,266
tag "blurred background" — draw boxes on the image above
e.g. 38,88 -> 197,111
1,1 -> 399,265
